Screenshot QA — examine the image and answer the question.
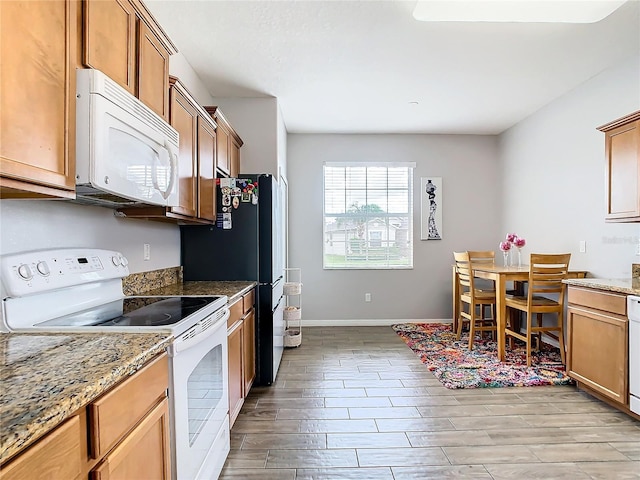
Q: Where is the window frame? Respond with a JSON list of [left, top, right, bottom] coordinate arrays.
[[322, 162, 415, 270]]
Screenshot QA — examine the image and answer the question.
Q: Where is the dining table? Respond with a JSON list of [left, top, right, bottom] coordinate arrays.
[[452, 264, 587, 361]]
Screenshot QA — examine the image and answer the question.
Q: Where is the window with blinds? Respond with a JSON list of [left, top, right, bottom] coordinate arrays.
[[323, 162, 414, 269]]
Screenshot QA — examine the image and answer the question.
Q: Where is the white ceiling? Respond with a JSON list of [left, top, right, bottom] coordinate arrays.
[[145, 0, 640, 134]]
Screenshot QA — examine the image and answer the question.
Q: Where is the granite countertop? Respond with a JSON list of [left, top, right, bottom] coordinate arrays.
[[563, 278, 640, 296], [0, 332, 172, 463], [144, 280, 257, 304]]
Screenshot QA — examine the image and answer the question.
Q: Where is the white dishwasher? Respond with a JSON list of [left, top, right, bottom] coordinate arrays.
[[629, 295, 640, 415]]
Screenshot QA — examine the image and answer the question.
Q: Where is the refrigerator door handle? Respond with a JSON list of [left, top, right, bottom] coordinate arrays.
[[260, 275, 283, 287]]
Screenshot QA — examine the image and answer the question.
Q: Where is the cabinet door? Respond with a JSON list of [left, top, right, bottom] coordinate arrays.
[[137, 20, 170, 121], [568, 306, 628, 404], [197, 116, 217, 221], [228, 320, 244, 427], [216, 124, 230, 176], [169, 87, 198, 218], [230, 138, 241, 178], [0, 0, 77, 198], [90, 398, 171, 480], [89, 353, 169, 459], [83, 0, 136, 95], [0, 416, 81, 480], [604, 118, 640, 221], [243, 309, 256, 394]]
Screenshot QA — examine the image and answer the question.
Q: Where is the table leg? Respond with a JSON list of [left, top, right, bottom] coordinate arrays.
[[496, 274, 507, 361], [452, 266, 459, 333]]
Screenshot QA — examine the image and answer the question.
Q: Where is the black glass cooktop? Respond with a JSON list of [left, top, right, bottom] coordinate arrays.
[[37, 296, 221, 328]]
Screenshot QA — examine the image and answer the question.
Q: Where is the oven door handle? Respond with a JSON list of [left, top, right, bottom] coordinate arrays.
[[170, 307, 230, 356]]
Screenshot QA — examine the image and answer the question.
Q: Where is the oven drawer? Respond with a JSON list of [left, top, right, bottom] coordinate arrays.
[[88, 353, 169, 459]]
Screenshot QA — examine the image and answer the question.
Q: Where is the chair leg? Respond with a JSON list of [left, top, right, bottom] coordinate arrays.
[[468, 306, 476, 350], [557, 312, 566, 366], [526, 312, 532, 367], [536, 313, 543, 351]]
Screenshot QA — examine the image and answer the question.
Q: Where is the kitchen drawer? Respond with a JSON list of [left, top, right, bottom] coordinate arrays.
[[568, 286, 626, 316], [0, 415, 81, 480], [228, 298, 243, 329], [89, 353, 169, 459], [243, 289, 255, 315]]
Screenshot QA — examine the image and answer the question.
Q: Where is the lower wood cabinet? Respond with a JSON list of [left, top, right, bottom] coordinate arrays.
[[227, 288, 256, 427], [0, 353, 170, 480], [567, 286, 628, 405], [90, 398, 170, 480], [0, 415, 82, 480]]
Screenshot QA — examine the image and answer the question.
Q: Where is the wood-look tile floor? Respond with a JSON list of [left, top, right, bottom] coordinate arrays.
[[220, 326, 640, 479]]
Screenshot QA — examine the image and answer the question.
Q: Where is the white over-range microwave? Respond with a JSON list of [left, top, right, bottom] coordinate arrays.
[[74, 68, 179, 208]]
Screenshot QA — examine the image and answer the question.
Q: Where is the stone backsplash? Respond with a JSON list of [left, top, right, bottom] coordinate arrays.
[[122, 266, 183, 296]]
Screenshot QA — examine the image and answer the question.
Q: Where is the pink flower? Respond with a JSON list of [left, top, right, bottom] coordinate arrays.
[[505, 233, 518, 243], [499, 241, 511, 251], [513, 237, 526, 248]]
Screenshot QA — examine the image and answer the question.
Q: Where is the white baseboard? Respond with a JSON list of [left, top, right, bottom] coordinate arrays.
[[300, 319, 452, 327]]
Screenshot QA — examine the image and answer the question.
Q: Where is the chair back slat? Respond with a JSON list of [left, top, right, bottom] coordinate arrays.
[[528, 253, 571, 300], [454, 251, 476, 294], [467, 250, 495, 266]]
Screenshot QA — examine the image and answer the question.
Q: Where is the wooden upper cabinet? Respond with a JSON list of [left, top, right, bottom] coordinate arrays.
[[84, 0, 137, 95], [205, 107, 244, 178], [137, 20, 170, 120], [230, 137, 241, 178], [216, 120, 231, 176], [0, 0, 78, 199], [170, 83, 199, 218], [82, 0, 176, 121], [198, 117, 217, 221], [598, 111, 640, 222]]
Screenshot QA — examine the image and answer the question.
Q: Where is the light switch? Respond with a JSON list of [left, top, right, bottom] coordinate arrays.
[[579, 240, 586, 253]]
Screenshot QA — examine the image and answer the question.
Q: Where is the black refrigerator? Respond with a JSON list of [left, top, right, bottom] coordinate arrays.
[[180, 174, 285, 386]]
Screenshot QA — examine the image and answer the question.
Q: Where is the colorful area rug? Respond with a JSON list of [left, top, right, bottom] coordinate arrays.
[[392, 323, 573, 389]]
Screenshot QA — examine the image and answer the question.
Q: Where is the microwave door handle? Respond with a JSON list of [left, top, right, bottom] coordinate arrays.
[[153, 142, 177, 200]]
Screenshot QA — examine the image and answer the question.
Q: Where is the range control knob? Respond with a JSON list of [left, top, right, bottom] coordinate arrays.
[[111, 255, 121, 266], [36, 261, 50, 276], [17, 264, 33, 280], [120, 256, 129, 267]]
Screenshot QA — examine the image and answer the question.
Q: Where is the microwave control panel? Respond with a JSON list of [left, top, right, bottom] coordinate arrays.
[[0, 248, 129, 297]]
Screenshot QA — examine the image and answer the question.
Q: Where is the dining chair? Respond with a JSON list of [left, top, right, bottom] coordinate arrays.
[[504, 253, 571, 367], [453, 251, 497, 350], [466, 250, 497, 321]]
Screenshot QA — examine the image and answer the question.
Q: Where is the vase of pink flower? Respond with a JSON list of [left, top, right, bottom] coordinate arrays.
[[501, 233, 526, 267], [513, 236, 526, 267], [499, 240, 511, 267]]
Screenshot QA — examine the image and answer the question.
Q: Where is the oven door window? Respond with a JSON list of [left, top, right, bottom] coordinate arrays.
[[187, 345, 223, 446]]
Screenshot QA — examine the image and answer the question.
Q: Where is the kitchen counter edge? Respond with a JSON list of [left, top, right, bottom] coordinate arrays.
[[563, 278, 640, 296]]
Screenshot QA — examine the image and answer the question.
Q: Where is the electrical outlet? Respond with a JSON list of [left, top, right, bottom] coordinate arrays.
[[365, 293, 371, 302], [579, 240, 586, 253], [143, 243, 151, 261]]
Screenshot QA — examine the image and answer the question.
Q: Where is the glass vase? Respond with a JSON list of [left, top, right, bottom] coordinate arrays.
[[517, 248, 522, 268], [502, 251, 509, 267]]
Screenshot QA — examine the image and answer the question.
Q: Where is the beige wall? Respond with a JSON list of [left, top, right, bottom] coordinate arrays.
[[288, 134, 502, 323], [500, 55, 640, 278]]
